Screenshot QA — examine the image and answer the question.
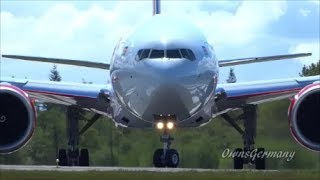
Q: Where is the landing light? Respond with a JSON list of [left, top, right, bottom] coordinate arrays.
[[156, 122, 164, 129], [167, 122, 174, 130]]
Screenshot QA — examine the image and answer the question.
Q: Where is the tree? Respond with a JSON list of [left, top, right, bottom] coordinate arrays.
[[48, 64, 63, 158], [226, 68, 237, 83], [300, 60, 320, 77], [49, 64, 62, 81], [37, 64, 62, 111]]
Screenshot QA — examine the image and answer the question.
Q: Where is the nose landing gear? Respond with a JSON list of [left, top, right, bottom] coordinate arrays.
[[153, 116, 180, 168], [153, 132, 180, 168]]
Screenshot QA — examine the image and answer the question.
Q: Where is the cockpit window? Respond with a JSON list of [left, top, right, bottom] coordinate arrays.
[[137, 49, 150, 60], [137, 49, 143, 57], [180, 49, 196, 61], [150, 49, 164, 58], [136, 48, 196, 61], [167, 49, 182, 59]]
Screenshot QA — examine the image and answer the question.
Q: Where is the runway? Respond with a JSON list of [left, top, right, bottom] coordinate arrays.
[[0, 165, 279, 172]]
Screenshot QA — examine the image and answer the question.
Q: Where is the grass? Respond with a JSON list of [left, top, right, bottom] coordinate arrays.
[[0, 170, 319, 180]]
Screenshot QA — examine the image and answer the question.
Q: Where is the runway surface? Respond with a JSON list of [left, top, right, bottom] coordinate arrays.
[[0, 165, 279, 172]]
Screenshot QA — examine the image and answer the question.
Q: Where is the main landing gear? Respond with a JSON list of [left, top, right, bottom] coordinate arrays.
[[58, 106, 100, 166], [221, 105, 266, 170], [153, 118, 180, 168]]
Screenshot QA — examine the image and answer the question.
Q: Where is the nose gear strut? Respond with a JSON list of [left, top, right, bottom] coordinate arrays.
[[153, 115, 180, 168]]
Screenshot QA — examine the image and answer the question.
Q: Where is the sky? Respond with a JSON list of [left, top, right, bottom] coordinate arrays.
[[0, 0, 319, 84]]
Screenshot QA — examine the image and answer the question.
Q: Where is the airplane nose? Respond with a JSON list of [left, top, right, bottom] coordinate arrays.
[[138, 58, 211, 120], [112, 58, 215, 122], [141, 82, 193, 120], [141, 58, 188, 77]]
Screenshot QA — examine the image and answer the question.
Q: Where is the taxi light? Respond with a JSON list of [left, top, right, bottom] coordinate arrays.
[[156, 122, 164, 129]]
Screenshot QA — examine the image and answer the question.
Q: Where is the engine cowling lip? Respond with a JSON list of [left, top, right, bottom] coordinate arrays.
[[289, 83, 320, 151], [0, 85, 36, 154]]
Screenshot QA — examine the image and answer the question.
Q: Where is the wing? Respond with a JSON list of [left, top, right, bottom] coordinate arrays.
[[1, 55, 110, 70], [218, 53, 311, 67], [215, 75, 320, 112], [0, 77, 113, 117]]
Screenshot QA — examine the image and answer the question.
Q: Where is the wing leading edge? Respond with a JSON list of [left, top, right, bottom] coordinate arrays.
[[1, 55, 110, 70], [215, 75, 320, 111], [218, 53, 311, 67], [0, 77, 113, 116]]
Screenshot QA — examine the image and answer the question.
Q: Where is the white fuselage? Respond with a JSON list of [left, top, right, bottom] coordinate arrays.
[[109, 15, 219, 128]]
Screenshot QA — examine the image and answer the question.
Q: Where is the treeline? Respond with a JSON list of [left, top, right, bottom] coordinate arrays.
[[1, 61, 319, 169]]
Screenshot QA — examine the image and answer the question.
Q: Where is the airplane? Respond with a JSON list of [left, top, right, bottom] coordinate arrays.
[[0, 0, 319, 169]]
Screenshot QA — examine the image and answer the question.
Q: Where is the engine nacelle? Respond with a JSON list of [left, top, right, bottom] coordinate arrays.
[[289, 83, 320, 151], [0, 84, 36, 154]]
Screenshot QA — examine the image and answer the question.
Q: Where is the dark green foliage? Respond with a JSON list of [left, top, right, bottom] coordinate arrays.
[[226, 68, 237, 83], [300, 60, 320, 77], [49, 64, 61, 82]]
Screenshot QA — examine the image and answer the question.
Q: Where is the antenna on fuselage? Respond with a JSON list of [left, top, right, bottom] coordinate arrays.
[[153, 0, 161, 15]]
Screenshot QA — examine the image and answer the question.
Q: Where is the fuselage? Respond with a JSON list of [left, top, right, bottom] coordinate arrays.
[[109, 15, 219, 128]]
